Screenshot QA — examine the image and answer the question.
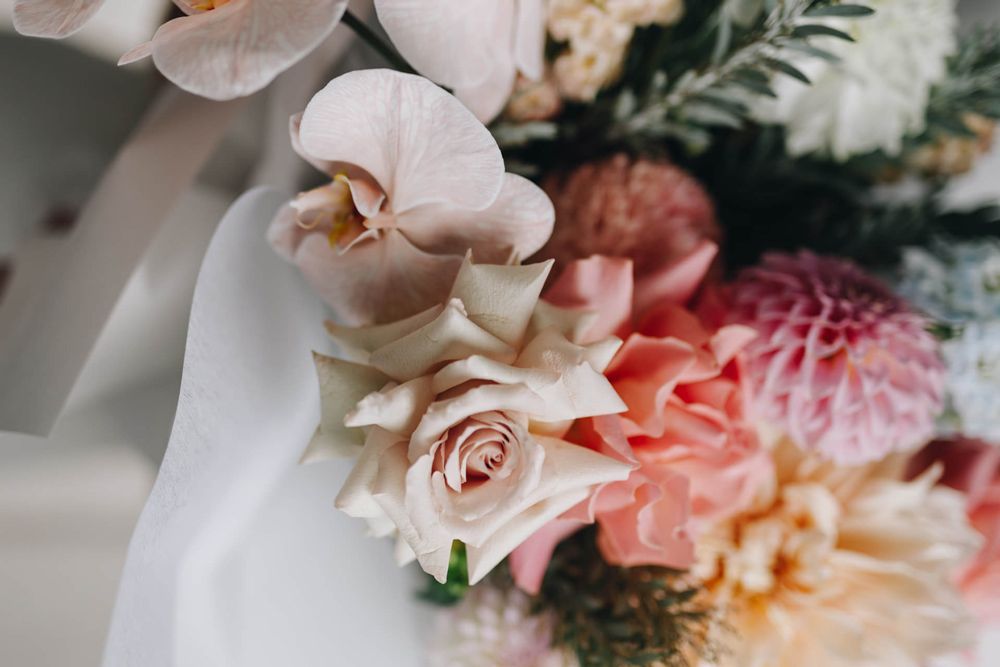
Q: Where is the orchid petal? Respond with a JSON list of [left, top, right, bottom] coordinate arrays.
[[13, 0, 105, 38], [400, 173, 555, 265], [289, 229, 462, 326], [299, 70, 504, 212], [514, 0, 546, 80], [453, 56, 519, 123], [374, 0, 502, 90], [121, 0, 348, 100]]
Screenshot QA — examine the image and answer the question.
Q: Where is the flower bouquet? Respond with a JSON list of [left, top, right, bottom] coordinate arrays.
[[14, 0, 1000, 665]]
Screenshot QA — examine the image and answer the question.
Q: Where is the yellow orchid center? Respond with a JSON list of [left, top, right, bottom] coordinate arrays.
[[191, 0, 230, 11], [292, 175, 366, 249]]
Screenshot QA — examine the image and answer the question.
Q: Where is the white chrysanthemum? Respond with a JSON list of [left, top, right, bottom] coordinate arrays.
[[428, 585, 579, 667], [757, 0, 957, 160], [694, 439, 979, 667], [895, 240, 1000, 441], [548, 0, 684, 101]]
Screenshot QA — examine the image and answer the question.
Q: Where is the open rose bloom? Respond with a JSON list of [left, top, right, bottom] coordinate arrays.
[[511, 242, 772, 593], [309, 255, 633, 583]]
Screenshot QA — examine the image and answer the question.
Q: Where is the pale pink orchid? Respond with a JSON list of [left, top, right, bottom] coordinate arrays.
[[374, 0, 547, 121], [268, 69, 554, 325], [15, 0, 349, 101]]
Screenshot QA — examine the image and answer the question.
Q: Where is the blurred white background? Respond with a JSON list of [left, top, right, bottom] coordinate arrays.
[[1, 1, 999, 665]]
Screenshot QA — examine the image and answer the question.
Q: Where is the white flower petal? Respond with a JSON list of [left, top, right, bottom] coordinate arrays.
[[13, 0, 104, 37], [344, 376, 435, 437], [448, 257, 554, 348], [298, 69, 504, 212], [400, 173, 555, 265], [124, 0, 349, 100], [302, 353, 389, 462], [369, 299, 517, 382]]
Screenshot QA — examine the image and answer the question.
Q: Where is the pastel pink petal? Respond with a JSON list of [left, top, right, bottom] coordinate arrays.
[[509, 517, 586, 594], [288, 113, 335, 173], [514, 0, 546, 80], [374, 0, 503, 90], [400, 174, 554, 266], [607, 335, 695, 395], [266, 203, 303, 262], [596, 468, 694, 569], [637, 302, 712, 347], [545, 256, 635, 342], [635, 240, 718, 314], [710, 324, 758, 367], [300, 70, 504, 213], [13, 0, 104, 37], [124, 0, 349, 100], [291, 229, 462, 325]]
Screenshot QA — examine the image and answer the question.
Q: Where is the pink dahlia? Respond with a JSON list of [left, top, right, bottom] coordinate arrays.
[[732, 251, 945, 465], [535, 154, 720, 280], [910, 438, 1000, 625]]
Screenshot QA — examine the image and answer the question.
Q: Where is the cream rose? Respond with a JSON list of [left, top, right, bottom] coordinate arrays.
[[305, 257, 633, 583]]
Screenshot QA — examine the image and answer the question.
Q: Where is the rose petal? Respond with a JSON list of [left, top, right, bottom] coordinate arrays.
[[635, 240, 718, 314], [528, 301, 598, 345], [299, 70, 504, 213], [408, 383, 544, 460], [399, 174, 555, 265], [344, 376, 434, 437], [122, 0, 349, 100], [447, 257, 553, 347], [369, 299, 517, 382], [13, 0, 104, 38], [545, 256, 635, 342], [335, 427, 407, 521], [325, 305, 443, 362], [509, 517, 587, 594], [302, 353, 389, 462]]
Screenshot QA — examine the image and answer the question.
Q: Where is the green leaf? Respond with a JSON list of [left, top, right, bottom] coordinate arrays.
[[762, 57, 812, 83], [791, 24, 856, 42], [804, 4, 876, 18], [781, 39, 842, 62]]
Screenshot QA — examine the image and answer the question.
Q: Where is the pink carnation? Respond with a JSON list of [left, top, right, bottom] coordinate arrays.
[[510, 242, 771, 593], [731, 251, 945, 465], [536, 154, 720, 279], [910, 438, 1000, 624]]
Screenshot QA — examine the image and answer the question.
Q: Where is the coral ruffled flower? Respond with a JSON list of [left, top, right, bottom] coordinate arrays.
[[910, 438, 1000, 625], [268, 69, 554, 325], [511, 243, 770, 593], [696, 439, 980, 667], [731, 251, 945, 466], [374, 0, 546, 122], [536, 154, 719, 283], [310, 255, 632, 584], [15, 0, 350, 100]]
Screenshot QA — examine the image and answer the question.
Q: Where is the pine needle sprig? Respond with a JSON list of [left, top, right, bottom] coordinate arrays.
[[608, 0, 873, 152], [536, 528, 717, 667]]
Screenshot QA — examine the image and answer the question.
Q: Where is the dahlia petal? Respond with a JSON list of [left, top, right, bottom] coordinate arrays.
[[299, 70, 504, 212]]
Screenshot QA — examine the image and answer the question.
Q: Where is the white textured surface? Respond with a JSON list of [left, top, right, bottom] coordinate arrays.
[[102, 189, 425, 667]]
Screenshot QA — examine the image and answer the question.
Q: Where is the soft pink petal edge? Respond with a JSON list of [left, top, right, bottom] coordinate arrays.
[[13, 0, 105, 37]]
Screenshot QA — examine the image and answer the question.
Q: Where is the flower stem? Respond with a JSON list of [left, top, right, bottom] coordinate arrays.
[[341, 10, 417, 75]]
